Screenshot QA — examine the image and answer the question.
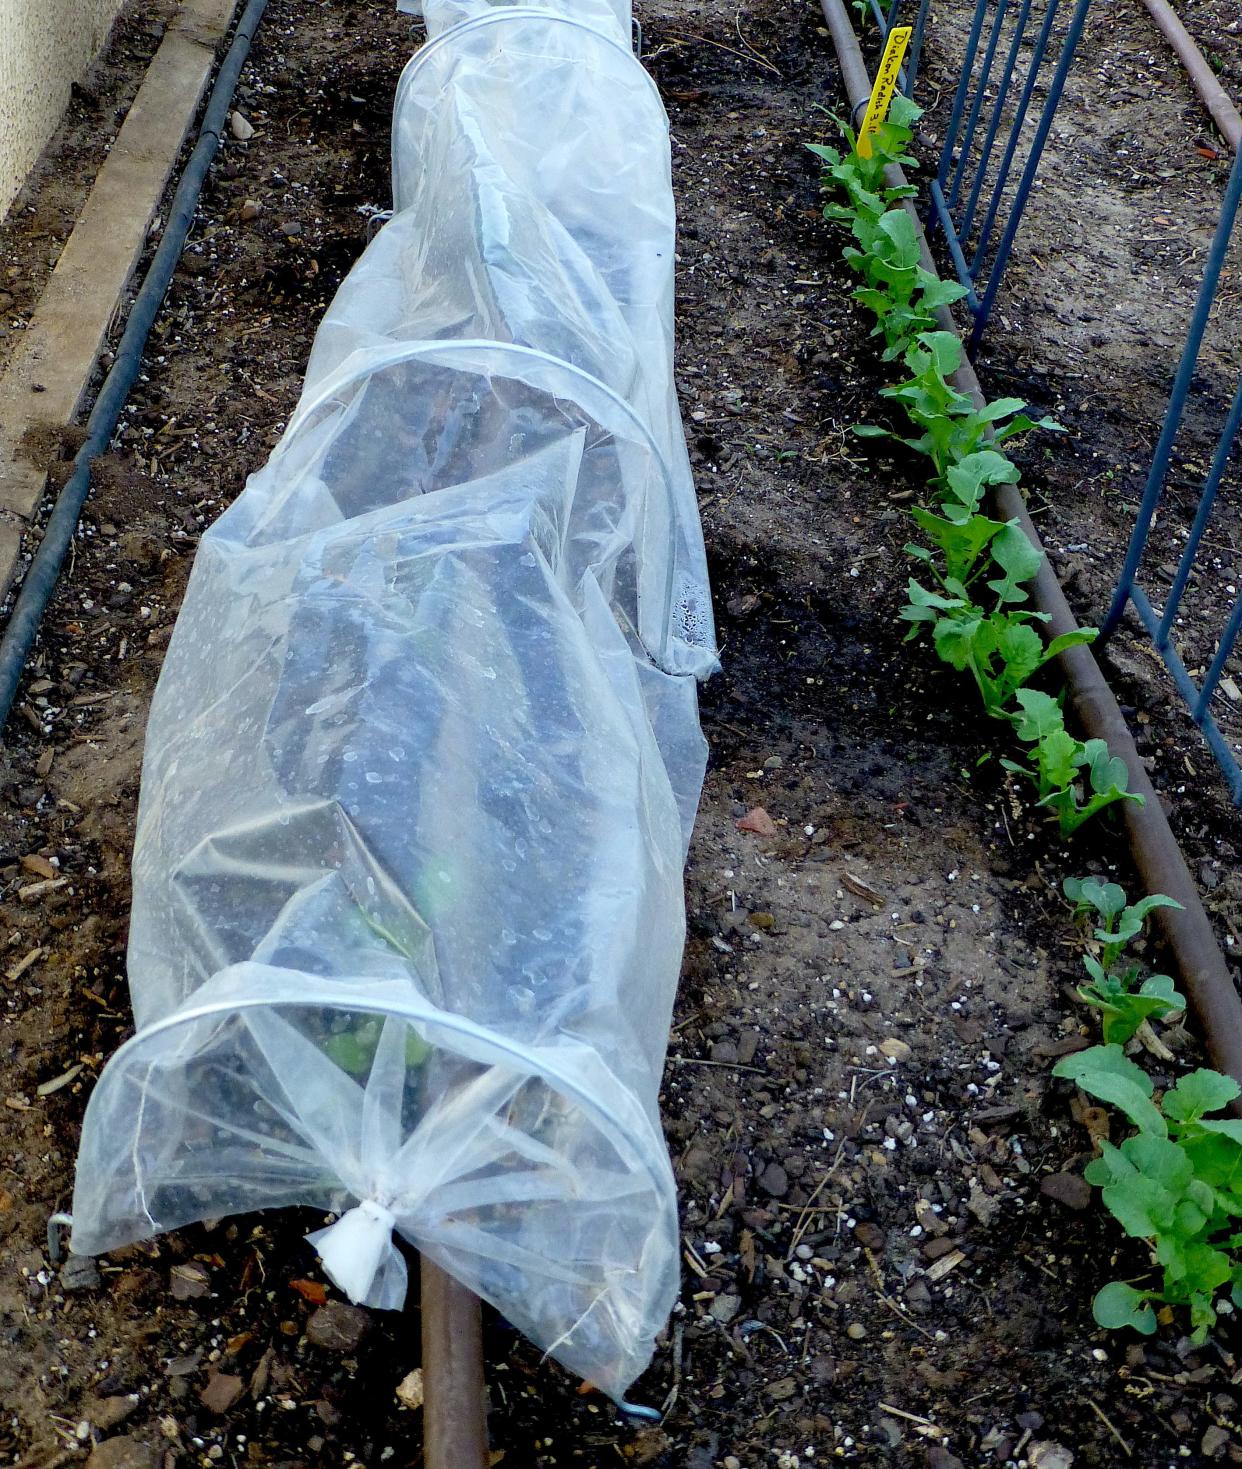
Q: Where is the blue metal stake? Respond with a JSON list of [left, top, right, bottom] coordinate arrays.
[[864, 0, 924, 104], [947, 0, 1012, 213], [969, 0, 1064, 277], [969, 0, 1093, 347], [1102, 140, 1242, 638], [959, 0, 1036, 248], [928, 180, 984, 310], [933, 0, 991, 204], [1129, 588, 1242, 804], [1156, 374, 1242, 648], [902, 0, 931, 96], [1197, 588, 1242, 745]]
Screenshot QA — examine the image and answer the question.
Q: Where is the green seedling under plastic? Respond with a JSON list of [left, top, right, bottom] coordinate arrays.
[[323, 1017, 433, 1078], [1060, 875, 1185, 1044], [1054, 1045, 1242, 1343]]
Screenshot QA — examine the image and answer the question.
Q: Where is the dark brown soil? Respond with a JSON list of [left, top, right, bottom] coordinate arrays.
[[0, 1, 1239, 1467]]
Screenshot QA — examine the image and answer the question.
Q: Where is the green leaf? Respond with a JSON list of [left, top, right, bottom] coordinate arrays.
[[853, 287, 891, 314], [1013, 688, 1065, 742], [1083, 954, 1109, 985], [877, 208, 922, 268], [942, 452, 1021, 516], [1052, 1040, 1158, 1098], [910, 507, 1008, 583], [1037, 729, 1083, 794], [1138, 974, 1185, 1012], [1180, 1242, 1233, 1293], [986, 523, 1042, 605], [976, 396, 1029, 423], [992, 619, 1045, 689], [852, 423, 893, 439], [1084, 1159, 1113, 1189], [1165, 1070, 1241, 1122], [919, 277, 969, 310], [904, 578, 967, 613], [1193, 1119, 1242, 1145], [1127, 894, 1184, 926], [1174, 1197, 1209, 1237], [1093, 1281, 1157, 1335], [1044, 627, 1099, 660], [913, 330, 964, 379], [1121, 1133, 1194, 1193], [1103, 1174, 1176, 1238], [1182, 1133, 1242, 1194], [888, 94, 922, 128], [1053, 1044, 1166, 1136], [991, 413, 1041, 444], [1081, 981, 1184, 1045], [1085, 740, 1133, 796], [932, 610, 984, 672], [1077, 878, 1127, 921]]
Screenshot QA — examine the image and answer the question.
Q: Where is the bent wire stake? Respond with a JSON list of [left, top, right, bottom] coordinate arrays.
[[70, 0, 715, 1413]]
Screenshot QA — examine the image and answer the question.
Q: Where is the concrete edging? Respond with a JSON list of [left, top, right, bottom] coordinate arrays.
[[0, 0, 243, 597]]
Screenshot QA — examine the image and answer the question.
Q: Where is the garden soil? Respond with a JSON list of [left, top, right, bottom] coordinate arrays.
[[0, 1, 1239, 1467]]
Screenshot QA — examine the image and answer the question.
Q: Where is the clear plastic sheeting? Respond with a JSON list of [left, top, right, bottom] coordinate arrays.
[[69, 0, 714, 1404]]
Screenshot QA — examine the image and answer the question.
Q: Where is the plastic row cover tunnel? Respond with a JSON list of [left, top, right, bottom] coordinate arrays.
[[69, 0, 715, 1403]]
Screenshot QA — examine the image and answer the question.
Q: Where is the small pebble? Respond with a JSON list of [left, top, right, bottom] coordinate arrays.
[[61, 1253, 102, 1293], [306, 1301, 369, 1353]]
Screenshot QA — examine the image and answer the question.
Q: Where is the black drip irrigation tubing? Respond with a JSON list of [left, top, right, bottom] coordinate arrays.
[[818, 0, 1242, 1094], [0, 0, 270, 736]]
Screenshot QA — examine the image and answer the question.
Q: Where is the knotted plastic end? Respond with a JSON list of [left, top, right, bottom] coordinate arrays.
[[307, 1199, 407, 1309]]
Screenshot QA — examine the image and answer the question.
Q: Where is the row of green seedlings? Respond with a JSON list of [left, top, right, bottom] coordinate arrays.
[[1056, 877, 1242, 1345], [812, 97, 1242, 1344], [810, 97, 1142, 834]]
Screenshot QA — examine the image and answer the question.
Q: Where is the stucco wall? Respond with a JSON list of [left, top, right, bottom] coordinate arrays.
[[0, 0, 126, 220]]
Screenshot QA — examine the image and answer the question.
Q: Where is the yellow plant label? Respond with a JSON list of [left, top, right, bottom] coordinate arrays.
[[856, 26, 913, 159]]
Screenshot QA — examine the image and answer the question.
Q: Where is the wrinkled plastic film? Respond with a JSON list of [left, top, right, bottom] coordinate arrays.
[[70, 0, 714, 1400]]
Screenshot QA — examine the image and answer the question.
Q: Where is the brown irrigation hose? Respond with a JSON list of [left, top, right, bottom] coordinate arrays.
[[819, 0, 1242, 1088], [421, 1256, 489, 1469], [1139, 0, 1241, 153]]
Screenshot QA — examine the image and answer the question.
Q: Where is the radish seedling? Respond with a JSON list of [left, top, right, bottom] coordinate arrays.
[[861, 331, 1063, 481], [1061, 876, 1186, 1043], [1003, 689, 1144, 834], [1054, 1046, 1242, 1343]]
